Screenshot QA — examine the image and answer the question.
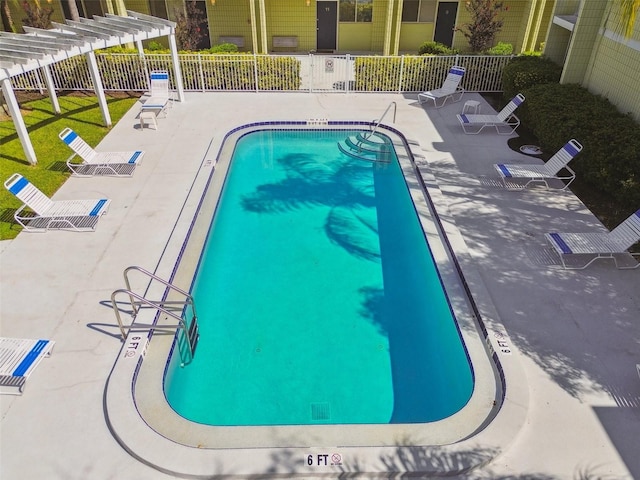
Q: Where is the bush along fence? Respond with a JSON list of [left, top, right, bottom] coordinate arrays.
[[10, 53, 513, 94]]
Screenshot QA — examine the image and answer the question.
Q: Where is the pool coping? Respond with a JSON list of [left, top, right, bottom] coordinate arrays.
[[103, 121, 529, 478]]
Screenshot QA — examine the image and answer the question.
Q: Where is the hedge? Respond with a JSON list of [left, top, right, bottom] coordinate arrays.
[[502, 55, 561, 100], [519, 83, 640, 209]]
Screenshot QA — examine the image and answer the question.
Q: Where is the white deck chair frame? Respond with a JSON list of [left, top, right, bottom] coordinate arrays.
[[59, 128, 144, 177], [140, 70, 172, 118], [457, 93, 525, 134], [545, 209, 640, 269], [4, 173, 111, 232], [0, 338, 54, 395], [494, 139, 583, 190], [418, 66, 465, 108]]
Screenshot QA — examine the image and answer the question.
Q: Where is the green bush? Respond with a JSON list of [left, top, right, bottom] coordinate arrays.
[[485, 42, 513, 55], [208, 43, 239, 54], [520, 83, 640, 209], [418, 41, 458, 55], [502, 55, 561, 100]]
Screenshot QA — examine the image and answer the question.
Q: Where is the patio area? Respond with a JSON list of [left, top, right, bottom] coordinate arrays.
[[1, 92, 638, 479]]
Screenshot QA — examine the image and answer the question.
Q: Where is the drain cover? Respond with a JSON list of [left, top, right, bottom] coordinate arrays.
[[311, 402, 331, 421], [520, 144, 542, 155]]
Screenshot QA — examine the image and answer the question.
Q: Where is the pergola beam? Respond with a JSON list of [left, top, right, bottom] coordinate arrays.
[[0, 12, 178, 165]]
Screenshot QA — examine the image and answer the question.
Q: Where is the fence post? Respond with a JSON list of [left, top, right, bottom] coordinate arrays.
[[345, 54, 351, 94], [398, 55, 405, 93], [198, 53, 205, 92], [254, 54, 259, 93]]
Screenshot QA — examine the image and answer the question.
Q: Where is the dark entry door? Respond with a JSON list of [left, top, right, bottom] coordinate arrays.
[[434, 2, 458, 47], [317, 1, 337, 52]]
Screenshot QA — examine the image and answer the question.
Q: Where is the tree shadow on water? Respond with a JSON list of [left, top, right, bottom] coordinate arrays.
[[240, 153, 380, 261]]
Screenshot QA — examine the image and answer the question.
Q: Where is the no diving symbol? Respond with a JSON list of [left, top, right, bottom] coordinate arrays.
[[325, 58, 334, 72], [331, 453, 342, 465]]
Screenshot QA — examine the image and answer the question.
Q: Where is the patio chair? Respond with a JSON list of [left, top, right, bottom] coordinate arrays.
[[0, 337, 54, 395], [59, 128, 144, 177], [545, 209, 640, 269], [418, 66, 465, 108], [457, 93, 525, 134], [494, 139, 583, 190], [141, 70, 172, 117], [4, 173, 111, 232]]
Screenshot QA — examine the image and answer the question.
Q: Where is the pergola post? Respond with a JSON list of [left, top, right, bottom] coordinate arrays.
[[42, 65, 60, 115], [85, 51, 112, 127], [168, 33, 185, 102], [1, 78, 37, 165]]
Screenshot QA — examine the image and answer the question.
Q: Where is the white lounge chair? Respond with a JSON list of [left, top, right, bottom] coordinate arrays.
[[494, 139, 583, 190], [457, 93, 525, 134], [59, 127, 144, 177], [4, 173, 111, 232], [418, 66, 465, 108], [141, 70, 172, 117], [0, 337, 55, 395], [545, 209, 640, 269]]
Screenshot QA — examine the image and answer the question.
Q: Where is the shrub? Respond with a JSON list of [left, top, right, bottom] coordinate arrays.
[[208, 43, 239, 54], [520, 83, 640, 209], [418, 41, 458, 55], [485, 42, 513, 55], [502, 55, 561, 99]]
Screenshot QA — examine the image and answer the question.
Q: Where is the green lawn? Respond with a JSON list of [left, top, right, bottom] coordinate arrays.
[[0, 92, 139, 240]]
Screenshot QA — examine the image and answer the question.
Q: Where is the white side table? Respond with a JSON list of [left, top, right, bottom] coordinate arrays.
[[462, 100, 481, 114], [139, 110, 158, 130]]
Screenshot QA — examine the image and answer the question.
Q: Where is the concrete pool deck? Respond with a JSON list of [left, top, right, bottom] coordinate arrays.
[[1, 92, 638, 479]]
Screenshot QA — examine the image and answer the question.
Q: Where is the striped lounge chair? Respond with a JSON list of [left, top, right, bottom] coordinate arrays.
[[418, 65, 465, 108], [0, 338, 55, 395], [4, 173, 111, 232], [59, 127, 144, 177], [457, 93, 525, 134], [494, 139, 583, 190], [545, 209, 640, 269]]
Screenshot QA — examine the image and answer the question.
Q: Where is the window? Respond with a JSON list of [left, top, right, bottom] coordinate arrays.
[[402, 0, 436, 23], [339, 0, 373, 23]]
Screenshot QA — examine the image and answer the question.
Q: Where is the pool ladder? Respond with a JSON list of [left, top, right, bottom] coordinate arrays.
[[337, 101, 396, 163], [110, 266, 199, 366]]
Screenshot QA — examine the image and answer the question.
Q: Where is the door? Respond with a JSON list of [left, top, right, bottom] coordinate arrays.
[[317, 1, 337, 52], [434, 2, 458, 47]]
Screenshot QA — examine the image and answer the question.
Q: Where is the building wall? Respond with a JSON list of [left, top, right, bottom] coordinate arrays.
[[581, 2, 640, 121]]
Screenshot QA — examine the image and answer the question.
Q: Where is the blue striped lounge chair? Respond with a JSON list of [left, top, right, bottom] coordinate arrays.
[[0, 338, 55, 395], [4, 173, 111, 232], [59, 128, 144, 177], [418, 65, 465, 108], [494, 139, 583, 190], [141, 70, 172, 117], [457, 93, 525, 134], [545, 209, 640, 269]]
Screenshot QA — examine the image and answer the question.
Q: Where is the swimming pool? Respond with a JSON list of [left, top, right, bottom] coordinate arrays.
[[106, 120, 507, 477], [165, 129, 473, 426]]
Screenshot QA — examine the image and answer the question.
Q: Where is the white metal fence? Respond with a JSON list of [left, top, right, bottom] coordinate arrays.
[[11, 53, 514, 94]]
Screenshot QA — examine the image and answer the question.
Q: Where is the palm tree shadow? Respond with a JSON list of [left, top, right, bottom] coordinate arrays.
[[241, 152, 380, 261]]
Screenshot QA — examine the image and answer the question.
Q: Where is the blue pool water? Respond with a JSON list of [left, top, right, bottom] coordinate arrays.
[[165, 129, 473, 426]]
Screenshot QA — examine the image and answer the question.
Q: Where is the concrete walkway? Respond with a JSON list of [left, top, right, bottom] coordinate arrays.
[[1, 92, 638, 479]]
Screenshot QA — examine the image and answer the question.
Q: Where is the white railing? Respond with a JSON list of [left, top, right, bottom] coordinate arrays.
[[11, 53, 513, 94]]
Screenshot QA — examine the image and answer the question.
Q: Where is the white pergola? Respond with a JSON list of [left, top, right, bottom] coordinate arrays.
[[0, 11, 184, 165]]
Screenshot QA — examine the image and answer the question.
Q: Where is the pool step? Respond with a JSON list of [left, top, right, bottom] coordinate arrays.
[[337, 133, 392, 163]]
